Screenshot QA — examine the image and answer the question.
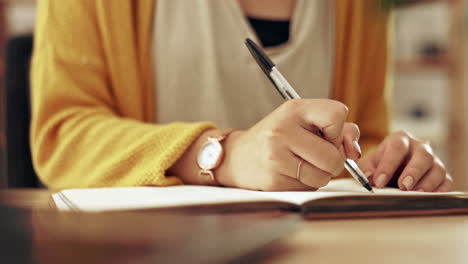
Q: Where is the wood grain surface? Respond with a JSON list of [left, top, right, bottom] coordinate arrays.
[[2, 189, 468, 264]]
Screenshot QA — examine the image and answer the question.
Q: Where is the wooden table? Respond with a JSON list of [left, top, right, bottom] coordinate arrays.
[[1, 189, 468, 264]]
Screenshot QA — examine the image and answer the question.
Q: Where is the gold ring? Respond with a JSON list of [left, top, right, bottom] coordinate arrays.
[[296, 159, 304, 181]]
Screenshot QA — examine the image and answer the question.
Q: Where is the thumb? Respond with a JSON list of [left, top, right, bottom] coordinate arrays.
[[342, 123, 361, 160]]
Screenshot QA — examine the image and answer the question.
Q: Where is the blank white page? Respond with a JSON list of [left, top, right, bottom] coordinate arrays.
[[54, 185, 272, 211], [53, 179, 461, 212]]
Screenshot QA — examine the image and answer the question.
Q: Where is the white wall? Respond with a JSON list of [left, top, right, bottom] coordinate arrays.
[[6, 2, 36, 35]]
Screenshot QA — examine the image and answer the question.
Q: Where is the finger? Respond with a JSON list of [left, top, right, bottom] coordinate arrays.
[[412, 161, 447, 192], [434, 175, 453, 192], [280, 154, 333, 189], [342, 123, 361, 160], [357, 155, 378, 185], [397, 144, 434, 191], [262, 146, 324, 191], [373, 136, 410, 188], [358, 143, 386, 185], [338, 144, 346, 160], [284, 125, 344, 176], [264, 174, 316, 191], [285, 99, 349, 147]]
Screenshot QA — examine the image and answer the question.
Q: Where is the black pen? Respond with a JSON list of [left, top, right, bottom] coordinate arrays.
[[245, 38, 374, 193]]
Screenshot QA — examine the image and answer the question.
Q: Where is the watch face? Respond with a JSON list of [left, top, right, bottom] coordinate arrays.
[[197, 141, 223, 170]]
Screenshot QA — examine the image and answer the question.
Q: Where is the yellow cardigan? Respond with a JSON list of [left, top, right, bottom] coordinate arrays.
[[31, 0, 390, 188]]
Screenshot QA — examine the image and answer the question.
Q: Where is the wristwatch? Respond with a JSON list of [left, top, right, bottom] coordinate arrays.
[[196, 130, 234, 183]]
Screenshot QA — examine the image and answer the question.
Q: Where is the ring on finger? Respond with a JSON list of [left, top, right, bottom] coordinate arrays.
[[296, 158, 305, 182]]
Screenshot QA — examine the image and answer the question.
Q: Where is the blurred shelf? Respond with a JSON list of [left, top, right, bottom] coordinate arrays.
[[396, 0, 456, 9], [394, 59, 451, 73]]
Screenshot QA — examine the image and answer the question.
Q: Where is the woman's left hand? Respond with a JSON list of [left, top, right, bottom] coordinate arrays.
[[357, 131, 453, 192]]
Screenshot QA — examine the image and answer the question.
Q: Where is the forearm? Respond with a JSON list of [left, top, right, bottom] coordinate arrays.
[[31, 106, 215, 188]]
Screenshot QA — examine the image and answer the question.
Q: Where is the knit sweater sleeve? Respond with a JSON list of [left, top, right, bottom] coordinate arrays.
[[30, 0, 214, 188]]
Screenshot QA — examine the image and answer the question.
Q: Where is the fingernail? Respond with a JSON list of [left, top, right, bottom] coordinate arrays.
[[402, 176, 414, 191], [375, 173, 386, 188], [353, 140, 362, 157], [416, 188, 424, 192]]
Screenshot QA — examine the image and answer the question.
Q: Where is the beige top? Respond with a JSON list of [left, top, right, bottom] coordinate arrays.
[[153, 0, 334, 129]]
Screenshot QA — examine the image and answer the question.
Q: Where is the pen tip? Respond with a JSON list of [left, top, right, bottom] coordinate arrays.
[[364, 183, 374, 193]]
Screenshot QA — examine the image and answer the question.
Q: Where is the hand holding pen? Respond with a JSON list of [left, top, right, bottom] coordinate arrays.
[[213, 40, 363, 191], [243, 38, 373, 192], [216, 94, 362, 191]]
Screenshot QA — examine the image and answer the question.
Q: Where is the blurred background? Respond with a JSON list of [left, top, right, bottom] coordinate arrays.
[[0, 0, 467, 190]]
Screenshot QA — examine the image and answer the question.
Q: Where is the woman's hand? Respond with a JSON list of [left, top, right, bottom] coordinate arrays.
[[217, 99, 361, 191], [357, 131, 453, 192]]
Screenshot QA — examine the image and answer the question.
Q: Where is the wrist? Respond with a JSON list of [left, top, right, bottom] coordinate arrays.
[[196, 128, 237, 185], [215, 130, 244, 187], [168, 128, 240, 186]]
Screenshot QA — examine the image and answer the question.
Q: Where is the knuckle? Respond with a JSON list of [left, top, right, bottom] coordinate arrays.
[[434, 158, 446, 170], [265, 127, 283, 142], [332, 101, 349, 115], [433, 162, 446, 174], [418, 148, 435, 163], [328, 102, 349, 123], [282, 99, 302, 113], [350, 123, 360, 134], [389, 138, 409, 155], [421, 139, 431, 146], [263, 144, 282, 165], [421, 143, 434, 155], [344, 123, 360, 139], [353, 125, 361, 140], [395, 130, 411, 138]]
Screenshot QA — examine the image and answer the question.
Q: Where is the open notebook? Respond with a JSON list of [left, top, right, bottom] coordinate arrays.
[[52, 179, 468, 219]]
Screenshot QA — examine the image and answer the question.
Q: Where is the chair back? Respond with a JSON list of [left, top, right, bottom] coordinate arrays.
[[4, 35, 38, 188]]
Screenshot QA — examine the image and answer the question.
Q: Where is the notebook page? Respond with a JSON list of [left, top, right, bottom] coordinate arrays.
[[55, 185, 273, 211], [54, 179, 463, 211], [254, 179, 463, 205]]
